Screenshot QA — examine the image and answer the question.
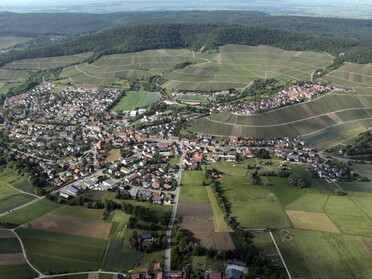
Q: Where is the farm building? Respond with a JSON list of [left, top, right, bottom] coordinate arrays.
[[226, 260, 248, 279]]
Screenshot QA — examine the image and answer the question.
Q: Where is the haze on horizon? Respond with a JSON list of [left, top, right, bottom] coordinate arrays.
[[1, 0, 371, 18]]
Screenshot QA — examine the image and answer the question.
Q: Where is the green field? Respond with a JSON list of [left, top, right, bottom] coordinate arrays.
[[0, 237, 23, 254], [0, 199, 60, 226], [320, 63, 372, 87], [0, 37, 31, 50], [17, 228, 106, 274], [102, 238, 143, 271], [351, 164, 372, 179], [177, 94, 209, 103], [48, 206, 105, 221], [0, 169, 37, 214], [210, 163, 291, 229], [179, 171, 209, 203], [111, 91, 161, 111], [192, 92, 372, 138], [4, 53, 93, 70], [0, 265, 38, 279], [12, 179, 35, 195]]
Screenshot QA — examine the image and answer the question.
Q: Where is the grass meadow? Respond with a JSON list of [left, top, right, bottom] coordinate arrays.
[[179, 171, 209, 203]]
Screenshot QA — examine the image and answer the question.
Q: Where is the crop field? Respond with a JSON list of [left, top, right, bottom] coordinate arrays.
[[320, 63, 372, 87], [274, 229, 372, 279], [0, 37, 31, 50], [29, 215, 112, 240], [338, 181, 372, 193], [351, 163, 372, 179], [111, 91, 161, 111], [286, 210, 340, 233], [102, 237, 143, 271], [0, 68, 28, 81], [324, 196, 372, 238], [163, 45, 332, 91], [302, 120, 369, 150], [17, 228, 106, 274], [12, 180, 35, 195], [48, 205, 105, 221], [4, 52, 93, 70], [0, 265, 38, 279], [192, 93, 372, 138], [285, 194, 328, 212], [0, 199, 60, 226]]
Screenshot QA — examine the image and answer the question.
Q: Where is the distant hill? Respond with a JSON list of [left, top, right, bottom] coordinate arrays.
[[1, 11, 372, 41], [1, 23, 372, 67]]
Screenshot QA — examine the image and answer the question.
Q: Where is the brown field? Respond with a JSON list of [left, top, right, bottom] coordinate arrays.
[[29, 215, 112, 240], [177, 202, 213, 217], [0, 230, 16, 238], [0, 253, 26, 265], [178, 202, 235, 250], [286, 210, 341, 234], [358, 237, 372, 260], [106, 149, 121, 163]]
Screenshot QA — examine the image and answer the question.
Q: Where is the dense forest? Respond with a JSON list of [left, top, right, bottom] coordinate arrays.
[[1, 23, 372, 67], [1, 11, 372, 41]]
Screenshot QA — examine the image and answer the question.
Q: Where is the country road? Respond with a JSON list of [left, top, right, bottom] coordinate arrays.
[[164, 151, 184, 279]]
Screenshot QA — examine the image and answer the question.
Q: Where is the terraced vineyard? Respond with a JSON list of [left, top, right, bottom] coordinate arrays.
[[192, 92, 372, 138], [163, 45, 333, 91], [60, 45, 333, 89], [4, 52, 93, 70], [320, 63, 372, 88]]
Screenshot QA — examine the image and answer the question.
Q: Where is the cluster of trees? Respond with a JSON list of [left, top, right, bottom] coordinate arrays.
[[129, 230, 166, 253], [346, 130, 372, 161], [288, 173, 307, 188], [2, 23, 372, 67]]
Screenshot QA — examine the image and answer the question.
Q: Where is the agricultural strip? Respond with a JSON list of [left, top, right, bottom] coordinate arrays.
[[0, 199, 60, 226], [0, 265, 38, 279], [274, 229, 372, 279], [29, 215, 112, 240], [102, 238, 143, 271], [286, 210, 340, 234]]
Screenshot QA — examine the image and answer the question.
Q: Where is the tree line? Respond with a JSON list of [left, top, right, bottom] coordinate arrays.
[[1, 23, 372, 67]]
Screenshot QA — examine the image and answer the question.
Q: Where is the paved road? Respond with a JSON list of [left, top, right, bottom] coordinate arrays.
[[164, 152, 184, 279]]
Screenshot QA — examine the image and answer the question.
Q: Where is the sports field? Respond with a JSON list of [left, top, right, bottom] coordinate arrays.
[[111, 91, 160, 111], [320, 63, 372, 87], [192, 92, 372, 138], [17, 228, 107, 274]]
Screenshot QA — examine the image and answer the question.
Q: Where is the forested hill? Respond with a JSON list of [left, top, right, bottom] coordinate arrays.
[[1, 23, 372, 66], [1, 11, 372, 41]]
